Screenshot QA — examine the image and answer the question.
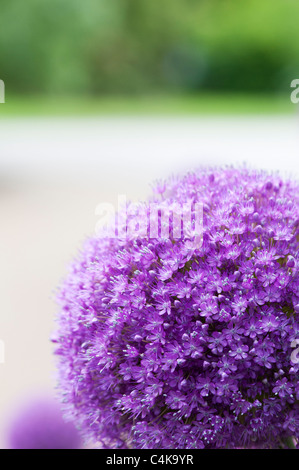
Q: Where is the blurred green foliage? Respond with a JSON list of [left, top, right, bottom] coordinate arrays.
[[0, 0, 298, 95], [1, 93, 292, 116]]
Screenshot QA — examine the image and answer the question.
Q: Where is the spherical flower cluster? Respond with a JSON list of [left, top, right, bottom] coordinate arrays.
[[53, 167, 299, 449]]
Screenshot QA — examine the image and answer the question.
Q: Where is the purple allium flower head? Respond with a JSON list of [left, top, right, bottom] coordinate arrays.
[[53, 167, 299, 449], [6, 395, 82, 449]]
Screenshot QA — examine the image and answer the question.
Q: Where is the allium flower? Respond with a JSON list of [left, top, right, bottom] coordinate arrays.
[[53, 167, 299, 449], [6, 395, 82, 449]]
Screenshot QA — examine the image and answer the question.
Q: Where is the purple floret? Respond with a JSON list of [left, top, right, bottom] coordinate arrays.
[[53, 166, 299, 449]]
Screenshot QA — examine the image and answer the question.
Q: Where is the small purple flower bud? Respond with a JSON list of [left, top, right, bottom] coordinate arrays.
[[177, 358, 186, 366], [134, 335, 143, 342], [268, 229, 275, 238], [254, 225, 263, 235], [193, 351, 201, 359], [286, 256, 295, 268]]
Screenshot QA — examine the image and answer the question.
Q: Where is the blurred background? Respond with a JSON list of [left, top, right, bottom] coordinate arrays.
[[0, 0, 299, 448]]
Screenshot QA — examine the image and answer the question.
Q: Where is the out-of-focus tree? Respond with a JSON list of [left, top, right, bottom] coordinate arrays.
[[0, 0, 298, 94]]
